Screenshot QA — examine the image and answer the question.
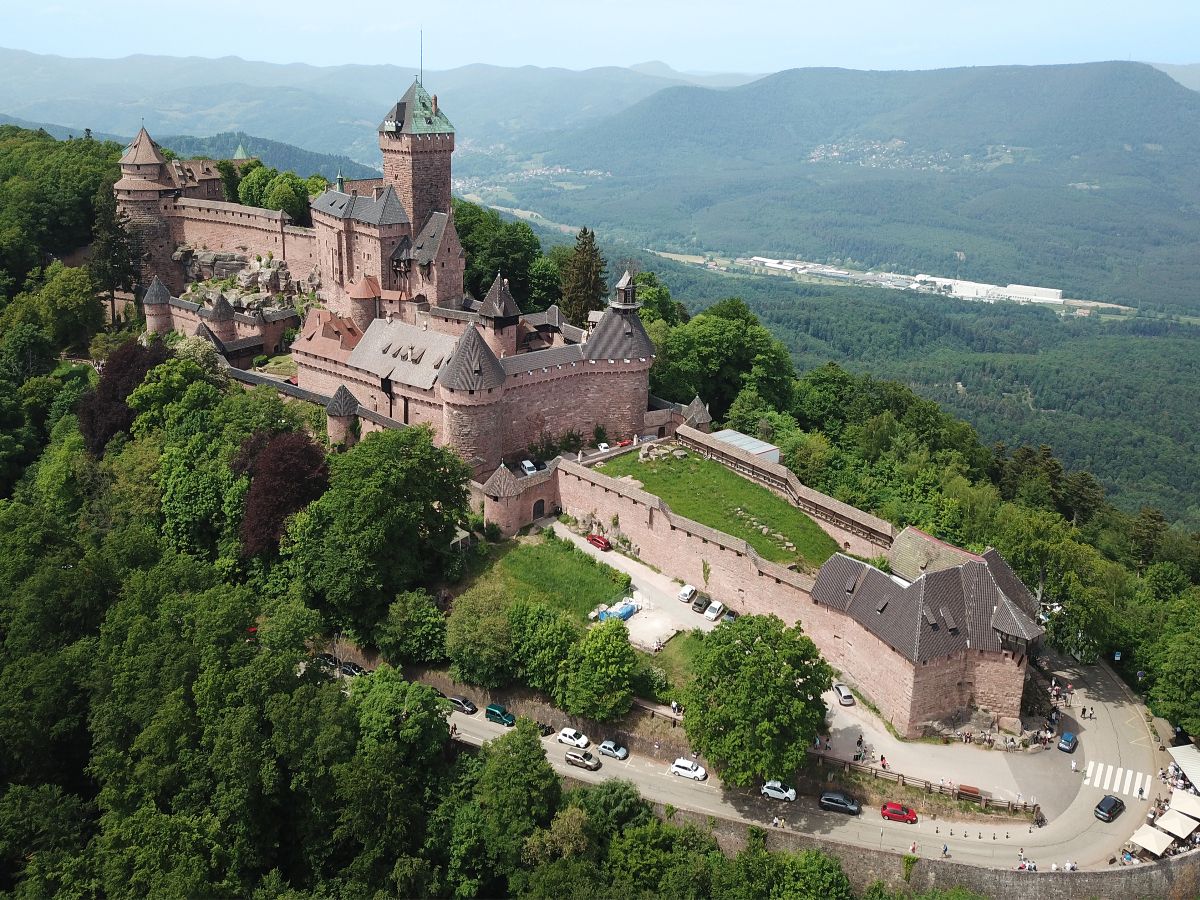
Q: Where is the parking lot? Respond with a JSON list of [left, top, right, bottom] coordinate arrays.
[[550, 522, 720, 650]]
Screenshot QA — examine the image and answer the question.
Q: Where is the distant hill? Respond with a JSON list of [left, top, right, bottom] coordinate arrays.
[[156, 132, 376, 180], [0, 113, 124, 142], [481, 62, 1200, 314], [1154, 63, 1200, 92], [0, 47, 752, 162]]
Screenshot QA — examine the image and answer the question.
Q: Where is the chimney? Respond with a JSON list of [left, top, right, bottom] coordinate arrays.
[[386, 311, 394, 323], [432, 94, 438, 116], [351, 189, 358, 197], [373, 185, 383, 200]]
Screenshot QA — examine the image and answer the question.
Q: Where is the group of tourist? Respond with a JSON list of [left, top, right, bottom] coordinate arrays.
[[1159, 762, 1195, 794]]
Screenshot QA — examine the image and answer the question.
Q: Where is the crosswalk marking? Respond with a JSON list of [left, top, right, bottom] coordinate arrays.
[[1103, 766, 1114, 790], [1134, 773, 1145, 797], [1085, 761, 1095, 784], [1081, 761, 1153, 797], [1123, 769, 1134, 795]]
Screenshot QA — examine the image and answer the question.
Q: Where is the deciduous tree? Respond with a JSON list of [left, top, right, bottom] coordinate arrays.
[[560, 618, 637, 720]]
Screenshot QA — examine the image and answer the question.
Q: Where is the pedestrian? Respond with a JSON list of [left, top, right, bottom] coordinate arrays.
[[1138, 787, 1145, 800], [939, 777, 945, 788], [910, 841, 917, 855], [825, 738, 831, 752], [1019, 848, 1025, 862], [772, 816, 779, 828], [1071, 759, 1077, 773], [857, 734, 864, 748], [942, 843, 949, 858], [880, 755, 888, 770], [671, 699, 678, 714]]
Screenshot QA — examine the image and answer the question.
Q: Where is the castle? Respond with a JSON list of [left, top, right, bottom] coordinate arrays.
[[120, 82, 668, 476]]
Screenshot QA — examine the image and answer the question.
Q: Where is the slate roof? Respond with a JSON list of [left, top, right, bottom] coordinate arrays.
[[311, 185, 410, 227], [121, 127, 167, 165], [438, 326, 506, 391], [210, 294, 235, 320], [684, 395, 712, 426], [478, 272, 521, 319], [481, 464, 522, 498], [811, 552, 1043, 663], [261, 306, 301, 323], [888, 526, 982, 582], [142, 275, 171, 306], [378, 81, 455, 135], [413, 211, 449, 265], [981, 548, 1039, 622], [347, 318, 459, 390], [584, 307, 656, 360], [522, 304, 587, 344], [325, 385, 360, 417]]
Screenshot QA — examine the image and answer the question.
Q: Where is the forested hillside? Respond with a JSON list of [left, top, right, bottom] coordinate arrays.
[[157, 131, 376, 179], [473, 62, 1200, 314], [618, 254, 1200, 527]]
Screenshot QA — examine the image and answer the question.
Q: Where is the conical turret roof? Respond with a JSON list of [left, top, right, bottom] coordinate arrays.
[[478, 271, 520, 319], [481, 463, 522, 498], [210, 294, 235, 320], [438, 326, 506, 391], [120, 126, 167, 166], [142, 275, 171, 306], [378, 80, 455, 135], [325, 385, 360, 417], [232, 143, 249, 160]]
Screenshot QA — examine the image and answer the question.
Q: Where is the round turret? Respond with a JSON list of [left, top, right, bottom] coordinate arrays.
[[347, 276, 381, 333]]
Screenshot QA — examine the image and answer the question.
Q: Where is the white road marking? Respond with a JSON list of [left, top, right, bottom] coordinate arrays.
[[1133, 772, 1145, 798], [1084, 760, 1095, 785], [1114, 767, 1125, 792], [1122, 769, 1134, 795], [1102, 765, 1113, 790]]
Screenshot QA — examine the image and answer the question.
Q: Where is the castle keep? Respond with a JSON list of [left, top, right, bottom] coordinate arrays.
[[119, 81, 660, 476]]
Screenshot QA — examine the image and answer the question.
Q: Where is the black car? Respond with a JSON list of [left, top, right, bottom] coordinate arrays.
[[535, 721, 555, 737], [1095, 795, 1125, 822], [819, 790, 861, 815], [448, 696, 478, 715], [339, 661, 366, 677], [691, 595, 712, 614], [315, 652, 339, 670]]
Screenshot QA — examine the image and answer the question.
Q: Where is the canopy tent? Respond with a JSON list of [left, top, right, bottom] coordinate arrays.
[[1170, 788, 1200, 820], [1167, 745, 1200, 788], [1129, 824, 1174, 857], [1156, 808, 1199, 839]]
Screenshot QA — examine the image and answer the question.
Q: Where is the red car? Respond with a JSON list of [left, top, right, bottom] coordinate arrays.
[[586, 534, 612, 551], [881, 802, 918, 824], [617, 438, 633, 447]]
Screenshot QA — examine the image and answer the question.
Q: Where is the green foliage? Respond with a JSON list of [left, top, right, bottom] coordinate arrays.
[[451, 198, 543, 306], [87, 184, 137, 318], [508, 600, 580, 696], [261, 170, 312, 225], [1, 262, 103, 352], [284, 427, 470, 634], [560, 227, 607, 326], [376, 589, 447, 664], [560, 619, 639, 720], [445, 581, 513, 687], [682, 615, 833, 787]]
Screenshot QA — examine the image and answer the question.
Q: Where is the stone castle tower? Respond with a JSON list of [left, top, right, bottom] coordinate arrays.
[[378, 81, 455, 240], [113, 128, 178, 291]]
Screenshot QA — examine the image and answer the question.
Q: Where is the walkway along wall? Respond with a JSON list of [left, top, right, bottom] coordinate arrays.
[[674, 424, 895, 557], [555, 458, 933, 736]]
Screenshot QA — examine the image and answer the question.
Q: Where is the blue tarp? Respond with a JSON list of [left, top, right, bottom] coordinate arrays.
[[598, 602, 636, 622]]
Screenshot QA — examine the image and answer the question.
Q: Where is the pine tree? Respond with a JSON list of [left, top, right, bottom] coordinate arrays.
[[87, 187, 138, 325], [559, 227, 607, 326]]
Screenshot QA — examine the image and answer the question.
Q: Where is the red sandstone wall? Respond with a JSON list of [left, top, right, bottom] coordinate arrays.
[[171, 203, 286, 259], [483, 475, 561, 535], [970, 649, 1027, 720], [380, 133, 453, 238], [282, 227, 317, 279]]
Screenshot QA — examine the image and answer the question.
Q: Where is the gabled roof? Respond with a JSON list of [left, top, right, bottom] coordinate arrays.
[[481, 464, 522, 498], [981, 548, 1039, 622], [325, 385, 359, 417], [615, 270, 633, 290], [348, 275, 381, 300], [413, 210, 449, 265], [478, 272, 521, 319], [584, 307, 656, 360], [888, 526, 982, 583], [142, 275, 171, 306], [121, 126, 167, 165], [378, 81, 455, 135], [438, 326, 506, 391], [310, 185, 409, 227], [684, 396, 712, 426], [811, 552, 1043, 664], [346, 317, 459, 390]]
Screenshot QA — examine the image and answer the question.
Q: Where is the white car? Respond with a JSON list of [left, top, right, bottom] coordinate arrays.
[[520, 459, 537, 476], [557, 728, 589, 748], [703, 600, 726, 621], [670, 758, 707, 781], [678, 584, 698, 603], [761, 780, 797, 801], [597, 442, 610, 452]]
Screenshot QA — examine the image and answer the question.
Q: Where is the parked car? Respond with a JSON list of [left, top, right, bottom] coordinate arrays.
[[833, 683, 855, 706], [880, 802, 918, 824], [691, 595, 712, 614], [617, 438, 633, 447], [557, 728, 590, 748], [678, 584, 698, 603], [339, 661, 366, 677], [819, 790, 861, 815], [520, 459, 537, 476], [535, 721, 555, 737], [599, 739, 629, 760], [586, 533, 612, 551], [722, 609, 739, 623], [565, 750, 602, 771], [671, 758, 707, 781], [760, 780, 796, 802], [316, 652, 339, 668], [597, 442, 610, 452], [1058, 731, 1078, 753], [485, 703, 515, 727], [704, 601, 726, 621], [1095, 795, 1125, 822], [447, 696, 477, 715]]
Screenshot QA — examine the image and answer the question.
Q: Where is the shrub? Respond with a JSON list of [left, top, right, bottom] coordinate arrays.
[[253, 354, 269, 368], [483, 521, 503, 543], [592, 424, 608, 447]]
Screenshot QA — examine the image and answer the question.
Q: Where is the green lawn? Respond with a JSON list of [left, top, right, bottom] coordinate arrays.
[[458, 532, 631, 622], [261, 354, 297, 377], [638, 630, 706, 694], [599, 451, 838, 568]]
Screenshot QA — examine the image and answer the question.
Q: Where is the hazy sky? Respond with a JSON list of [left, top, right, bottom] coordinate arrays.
[[3, 0, 1196, 73]]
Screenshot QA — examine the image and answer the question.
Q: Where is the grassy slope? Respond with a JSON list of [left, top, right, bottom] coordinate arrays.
[[461, 536, 631, 623], [598, 452, 838, 568]]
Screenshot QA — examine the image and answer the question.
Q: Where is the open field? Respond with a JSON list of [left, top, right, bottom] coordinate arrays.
[[598, 451, 838, 568], [638, 629, 706, 694]]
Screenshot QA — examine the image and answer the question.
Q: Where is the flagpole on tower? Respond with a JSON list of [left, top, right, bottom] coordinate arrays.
[[419, 29, 423, 85]]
